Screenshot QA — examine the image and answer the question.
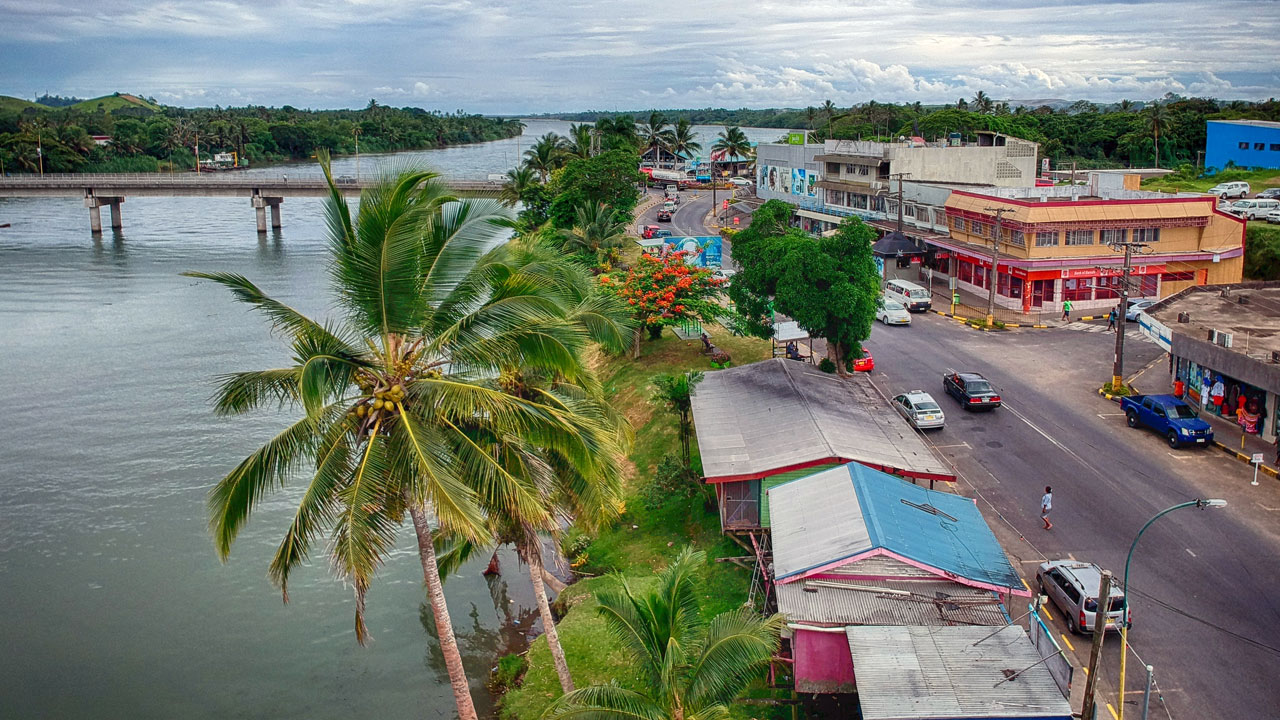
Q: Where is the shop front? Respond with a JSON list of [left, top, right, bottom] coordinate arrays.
[[1175, 357, 1275, 443]]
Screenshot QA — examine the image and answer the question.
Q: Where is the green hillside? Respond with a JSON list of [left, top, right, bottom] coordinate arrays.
[[68, 93, 160, 113], [0, 96, 48, 113]]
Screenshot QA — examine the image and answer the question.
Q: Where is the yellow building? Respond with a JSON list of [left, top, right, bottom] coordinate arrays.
[[930, 182, 1245, 315]]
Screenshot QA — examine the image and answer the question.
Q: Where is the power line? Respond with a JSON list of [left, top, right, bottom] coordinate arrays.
[[1129, 587, 1280, 657]]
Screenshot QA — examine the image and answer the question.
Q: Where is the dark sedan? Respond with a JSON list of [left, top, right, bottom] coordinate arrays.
[[657, 210, 672, 222], [943, 371, 1002, 410]]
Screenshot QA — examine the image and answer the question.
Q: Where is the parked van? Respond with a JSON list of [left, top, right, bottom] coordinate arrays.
[[885, 279, 932, 312], [665, 185, 679, 199], [1228, 198, 1280, 220], [663, 201, 676, 213], [1208, 181, 1250, 199]]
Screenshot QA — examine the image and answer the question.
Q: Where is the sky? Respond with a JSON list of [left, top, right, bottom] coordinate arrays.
[[2, 0, 1278, 113]]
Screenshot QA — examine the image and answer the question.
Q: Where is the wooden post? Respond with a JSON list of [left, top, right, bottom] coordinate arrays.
[[1081, 570, 1113, 720]]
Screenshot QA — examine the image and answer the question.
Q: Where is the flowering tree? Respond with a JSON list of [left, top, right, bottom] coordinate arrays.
[[600, 251, 724, 342]]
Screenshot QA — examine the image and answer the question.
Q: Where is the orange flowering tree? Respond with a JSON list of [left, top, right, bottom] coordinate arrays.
[[599, 251, 725, 340]]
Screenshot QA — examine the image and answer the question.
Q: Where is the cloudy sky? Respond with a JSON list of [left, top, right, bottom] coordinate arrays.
[[2, 0, 1278, 113]]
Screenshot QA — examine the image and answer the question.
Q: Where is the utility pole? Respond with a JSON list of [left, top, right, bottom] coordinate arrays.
[[1080, 570, 1113, 720], [354, 126, 361, 180], [889, 172, 911, 233], [983, 207, 1016, 326], [1108, 236, 1154, 390]]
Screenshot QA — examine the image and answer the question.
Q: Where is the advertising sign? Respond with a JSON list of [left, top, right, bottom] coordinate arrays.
[[787, 132, 806, 145], [792, 168, 805, 195]]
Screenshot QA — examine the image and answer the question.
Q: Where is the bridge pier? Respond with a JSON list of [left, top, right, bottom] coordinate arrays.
[[84, 194, 124, 234], [251, 193, 283, 234]]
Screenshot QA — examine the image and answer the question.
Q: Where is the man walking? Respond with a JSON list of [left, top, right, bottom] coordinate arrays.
[[1107, 306, 1118, 331], [1061, 299, 1073, 322], [1041, 486, 1053, 530]]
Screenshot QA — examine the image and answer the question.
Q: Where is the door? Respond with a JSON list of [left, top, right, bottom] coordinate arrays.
[[1031, 279, 1051, 308]]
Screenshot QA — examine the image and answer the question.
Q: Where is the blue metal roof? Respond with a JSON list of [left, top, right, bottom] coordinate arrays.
[[770, 463, 1021, 592]]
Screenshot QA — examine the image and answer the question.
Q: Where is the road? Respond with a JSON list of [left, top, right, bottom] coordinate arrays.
[[861, 313, 1280, 719]]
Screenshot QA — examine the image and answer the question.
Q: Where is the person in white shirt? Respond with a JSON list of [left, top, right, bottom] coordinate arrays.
[[1041, 486, 1053, 530]]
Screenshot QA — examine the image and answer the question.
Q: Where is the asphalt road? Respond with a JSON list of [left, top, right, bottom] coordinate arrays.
[[637, 187, 721, 237], [861, 313, 1280, 719]]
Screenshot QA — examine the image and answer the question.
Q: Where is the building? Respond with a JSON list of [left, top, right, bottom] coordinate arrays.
[[929, 173, 1245, 315], [1142, 281, 1280, 444], [1205, 120, 1280, 172], [689, 359, 954, 534], [755, 140, 825, 224]]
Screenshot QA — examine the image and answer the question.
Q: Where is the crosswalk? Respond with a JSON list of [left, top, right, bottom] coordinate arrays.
[[1061, 321, 1155, 344]]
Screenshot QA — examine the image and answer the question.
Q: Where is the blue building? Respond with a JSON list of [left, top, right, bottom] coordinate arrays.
[[1205, 120, 1280, 171]]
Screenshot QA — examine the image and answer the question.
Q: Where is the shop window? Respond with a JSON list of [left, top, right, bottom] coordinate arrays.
[[959, 260, 974, 284], [1138, 274, 1158, 296], [997, 272, 1024, 298], [1095, 275, 1123, 300], [1063, 278, 1093, 301], [1100, 229, 1127, 245], [1132, 228, 1161, 243], [1162, 270, 1195, 282], [1035, 231, 1059, 247], [1065, 230, 1094, 246]]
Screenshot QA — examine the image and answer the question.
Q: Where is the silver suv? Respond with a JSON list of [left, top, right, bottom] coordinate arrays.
[[1036, 560, 1130, 634]]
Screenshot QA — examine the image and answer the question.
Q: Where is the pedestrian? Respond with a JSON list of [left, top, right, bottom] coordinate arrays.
[[1210, 376, 1226, 415], [1061, 299, 1073, 322], [1041, 486, 1053, 530], [1107, 306, 1118, 331]]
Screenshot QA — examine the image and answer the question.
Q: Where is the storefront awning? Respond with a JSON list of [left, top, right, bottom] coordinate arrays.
[[797, 209, 848, 223]]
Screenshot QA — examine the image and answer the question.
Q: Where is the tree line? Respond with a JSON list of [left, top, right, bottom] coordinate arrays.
[[0, 97, 523, 173], [537, 93, 1280, 170]]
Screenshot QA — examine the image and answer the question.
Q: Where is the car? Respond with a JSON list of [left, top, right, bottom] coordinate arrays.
[[642, 224, 662, 239], [1124, 299, 1155, 321], [653, 229, 673, 238], [1208, 181, 1250, 199], [852, 348, 874, 372], [1227, 198, 1280, 220], [1268, 209, 1280, 225], [1258, 188, 1280, 200], [876, 298, 911, 325], [942, 370, 1001, 410], [657, 210, 672, 222], [336, 175, 357, 184], [892, 391, 945, 430], [1120, 394, 1213, 448], [728, 177, 753, 187], [1036, 561, 1130, 635]]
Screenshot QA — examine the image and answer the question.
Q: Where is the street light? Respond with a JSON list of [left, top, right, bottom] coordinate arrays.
[[1117, 498, 1226, 720]]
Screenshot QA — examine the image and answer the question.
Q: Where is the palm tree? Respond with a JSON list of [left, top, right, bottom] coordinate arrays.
[[1144, 103, 1170, 168], [543, 547, 785, 720], [712, 126, 753, 178], [565, 123, 595, 160], [557, 201, 630, 264], [805, 106, 816, 131], [524, 132, 566, 183], [1118, 99, 1134, 113], [651, 371, 703, 470], [973, 90, 994, 115], [822, 99, 838, 135], [499, 165, 537, 207], [595, 115, 640, 151], [640, 111, 675, 167], [189, 152, 615, 720], [669, 118, 702, 165]]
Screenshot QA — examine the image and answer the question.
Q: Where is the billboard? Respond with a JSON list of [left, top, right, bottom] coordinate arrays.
[[788, 132, 806, 145], [792, 168, 805, 195]]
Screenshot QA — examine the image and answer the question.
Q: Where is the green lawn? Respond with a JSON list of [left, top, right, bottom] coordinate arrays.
[[0, 95, 46, 113], [498, 325, 778, 720], [1141, 167, 1280, 194], [68, 93, 160, 114]]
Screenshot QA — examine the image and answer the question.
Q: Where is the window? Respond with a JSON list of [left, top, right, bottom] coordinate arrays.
[[903, 205, 916, 218], [1063, 278, 1093, 301], [859, 165, 870, 176], [844, 164, 855, 174], [1271, 144, 1280, 152], [1138, 274, 1158, 297], [958, 260, 974, 284], [853, 193, 869, 210], [1006, 229, 1025, 247], [1162, 270, 1195, 282], [1132, 228, 1160, 243], [1095, 275, 1123, 300], [1240, 142, 1251, 150], [954, 217, 967, 232], [1255, 143, 1266, 151], [997, 272, 1024, 298], [1100, 229, 1127, 245], [972, 221, 990, 237], [1035, 231, 1059, 247], [1065, 230, 1094, 246]]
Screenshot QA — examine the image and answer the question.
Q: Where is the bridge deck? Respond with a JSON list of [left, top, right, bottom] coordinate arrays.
[[0, 174, 502, 198]]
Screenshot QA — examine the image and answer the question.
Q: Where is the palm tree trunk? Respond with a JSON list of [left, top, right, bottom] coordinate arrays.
[[523, 537, 575, 693], [409, 506, 479, 720], [1153, 130, 1160, 169]]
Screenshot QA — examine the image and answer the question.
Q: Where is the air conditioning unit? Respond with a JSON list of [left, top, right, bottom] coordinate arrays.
[[1207, 329, 1217, 342], [1271, 350, 1280, 364], [1217, 331, 1234, 348], [1178, 312, 1190, 323]]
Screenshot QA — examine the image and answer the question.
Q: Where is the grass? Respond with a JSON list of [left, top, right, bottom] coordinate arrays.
[[498, 325, 774, 720], [68, 93, 160, 114], [0, 95, 46, 113], [1141, 167, 1280, 194]]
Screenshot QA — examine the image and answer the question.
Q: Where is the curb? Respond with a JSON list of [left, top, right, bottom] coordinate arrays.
[[931, 309, 1051, 330], [1097, 387, 1138, 402]]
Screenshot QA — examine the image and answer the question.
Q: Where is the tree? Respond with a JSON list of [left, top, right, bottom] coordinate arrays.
[[670, 118, 702, 162], [500, 165, 538, 207], [651, 371, 703, 470], [543, 547, 785, 720], [565, 123, 596, 160], [595, 115, 639, 152], [1144, 103, 1170, 168], [640, 111, 675, 166], [711, 126, 753, 180], [189, 152, 616, 720], [546, 149, 643, 229], [729, 216, 880, 374], [558, 201, 630, 264], [600, 250, 726, 340], [973, 91, 994, 115], [524, 132, 567, 182]]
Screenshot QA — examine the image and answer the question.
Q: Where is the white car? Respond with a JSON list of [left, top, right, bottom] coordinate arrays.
[[1267, 209, 1280, 224], [877, 299, 911, 325], [892, 391, 945, 430], [1208, 181, 1250, 199], [728, 177, 753, 187]]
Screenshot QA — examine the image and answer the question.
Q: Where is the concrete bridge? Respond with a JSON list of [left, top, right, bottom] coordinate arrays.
[[0, 173, 503, 234]]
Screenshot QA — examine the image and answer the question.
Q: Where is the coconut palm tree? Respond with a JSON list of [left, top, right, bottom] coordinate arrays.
[[669, 118, 702, 165], [565, 123, 596, 160], [557, 201, 631, 264], [499, 165, 537, 207], [651, 371, 703, 471], [822, 98, 839, 135], [973, 91, 994, 115], [190, 152, 616, 720], [1144, 103, 1170, 168], [524, 132, 567, 183], [640, 111, 675, 167], [595, 115, 640, 151], [712, 126, 753, 178], [543, 547, 785, 720]]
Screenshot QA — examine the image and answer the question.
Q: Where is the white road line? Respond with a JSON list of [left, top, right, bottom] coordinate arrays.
[[1097, 413, 1125, 418], [1186, 548, 1197, 557], [932, 442, 972, 449]]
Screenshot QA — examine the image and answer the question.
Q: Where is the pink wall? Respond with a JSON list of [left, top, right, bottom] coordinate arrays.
[[793, 629, 856, 694]]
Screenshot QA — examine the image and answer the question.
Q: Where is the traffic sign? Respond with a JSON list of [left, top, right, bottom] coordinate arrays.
[[1251, 452, 1264, 464]]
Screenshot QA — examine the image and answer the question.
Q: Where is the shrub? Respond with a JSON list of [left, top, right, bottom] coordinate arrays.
[[818, 357, 836, 373], [490, 653, 528, 693], [709, 349, 731, 368], [639, 453, 702, 509], [1102, 380, 1134, 396]]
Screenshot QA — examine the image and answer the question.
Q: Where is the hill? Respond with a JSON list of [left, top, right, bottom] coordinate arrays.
[[68, 93, 160, 113], [0, 95, 48, 113]]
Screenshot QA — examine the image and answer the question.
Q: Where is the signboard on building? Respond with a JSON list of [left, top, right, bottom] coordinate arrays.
[[787, 132, 806, 145], [1137, 311, 1173, 352]]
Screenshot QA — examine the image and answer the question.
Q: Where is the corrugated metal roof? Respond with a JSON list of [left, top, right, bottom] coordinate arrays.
[[691, 359, 953, 482], [778, 579, 1008, 627], [769, 464, 1024, 594], [846, 626, 1073, 720]]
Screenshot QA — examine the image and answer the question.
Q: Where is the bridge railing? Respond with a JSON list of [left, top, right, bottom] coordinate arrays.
[[0, 173, 501, 188]]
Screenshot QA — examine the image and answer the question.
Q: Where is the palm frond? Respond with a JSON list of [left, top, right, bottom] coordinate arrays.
[[393, 407, 488, 542], [212, 368, 299, 416], [541, 680, 667, 720], [684, 610, 785, 709], [182, 271, 358, 353]]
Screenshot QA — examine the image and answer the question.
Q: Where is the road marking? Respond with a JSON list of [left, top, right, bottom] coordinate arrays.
[[1005, 403, 1079, 459], [1186, 548, 1197, 557], [1021, 577, 1031, 591], [1041, 606, 1053, 621], [932, 442, 972, 449], [1166, 452, 1192, 460], [1106, 703, 1119, 720], [1060, 633, 1075, 651], [1097, 413, 1125, 418], [1256, 503, 1280, 512], [1082, 665, 1089, 676]]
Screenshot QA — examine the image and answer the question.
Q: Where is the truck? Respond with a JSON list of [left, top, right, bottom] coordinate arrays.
[[1121, 394, 1214, 448]]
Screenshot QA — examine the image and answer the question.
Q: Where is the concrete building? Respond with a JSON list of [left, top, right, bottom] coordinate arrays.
[[754, 140, 825, 226], [926, 172, 1246, 315], [1142, 282, 1280, 444], [1205, 120, 1280, 172]]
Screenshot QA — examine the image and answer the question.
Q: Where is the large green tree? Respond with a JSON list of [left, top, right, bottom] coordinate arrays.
[[730, 213, 881, 373], [547, 149, 643, 229], [557, 201, 631, 264], [543, 547, 784, 720], [190, 154, 618, 720]]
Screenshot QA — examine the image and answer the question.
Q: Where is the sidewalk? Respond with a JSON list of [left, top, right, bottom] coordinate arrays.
[[923, 281, 1063, 328]]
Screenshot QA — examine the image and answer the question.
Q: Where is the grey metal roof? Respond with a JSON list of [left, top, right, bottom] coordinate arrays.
[[778, 579, 1008, 627], [846, 626, 1073, 720], [691, 358, 953, 481]]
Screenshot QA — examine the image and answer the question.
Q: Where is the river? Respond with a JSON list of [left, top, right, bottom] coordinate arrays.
[[0, 118, 791, 719]]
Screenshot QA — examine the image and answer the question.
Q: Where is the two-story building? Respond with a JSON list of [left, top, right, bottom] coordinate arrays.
[[928, 175, 1246, 316], [1205, 120, 1280, 172]]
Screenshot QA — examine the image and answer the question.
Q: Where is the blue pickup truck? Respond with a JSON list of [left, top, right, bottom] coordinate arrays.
[[1121, 394, 1214, 448]]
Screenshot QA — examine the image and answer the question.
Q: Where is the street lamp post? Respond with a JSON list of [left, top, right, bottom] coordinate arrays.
[[1117, 498, 1227, 720]]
